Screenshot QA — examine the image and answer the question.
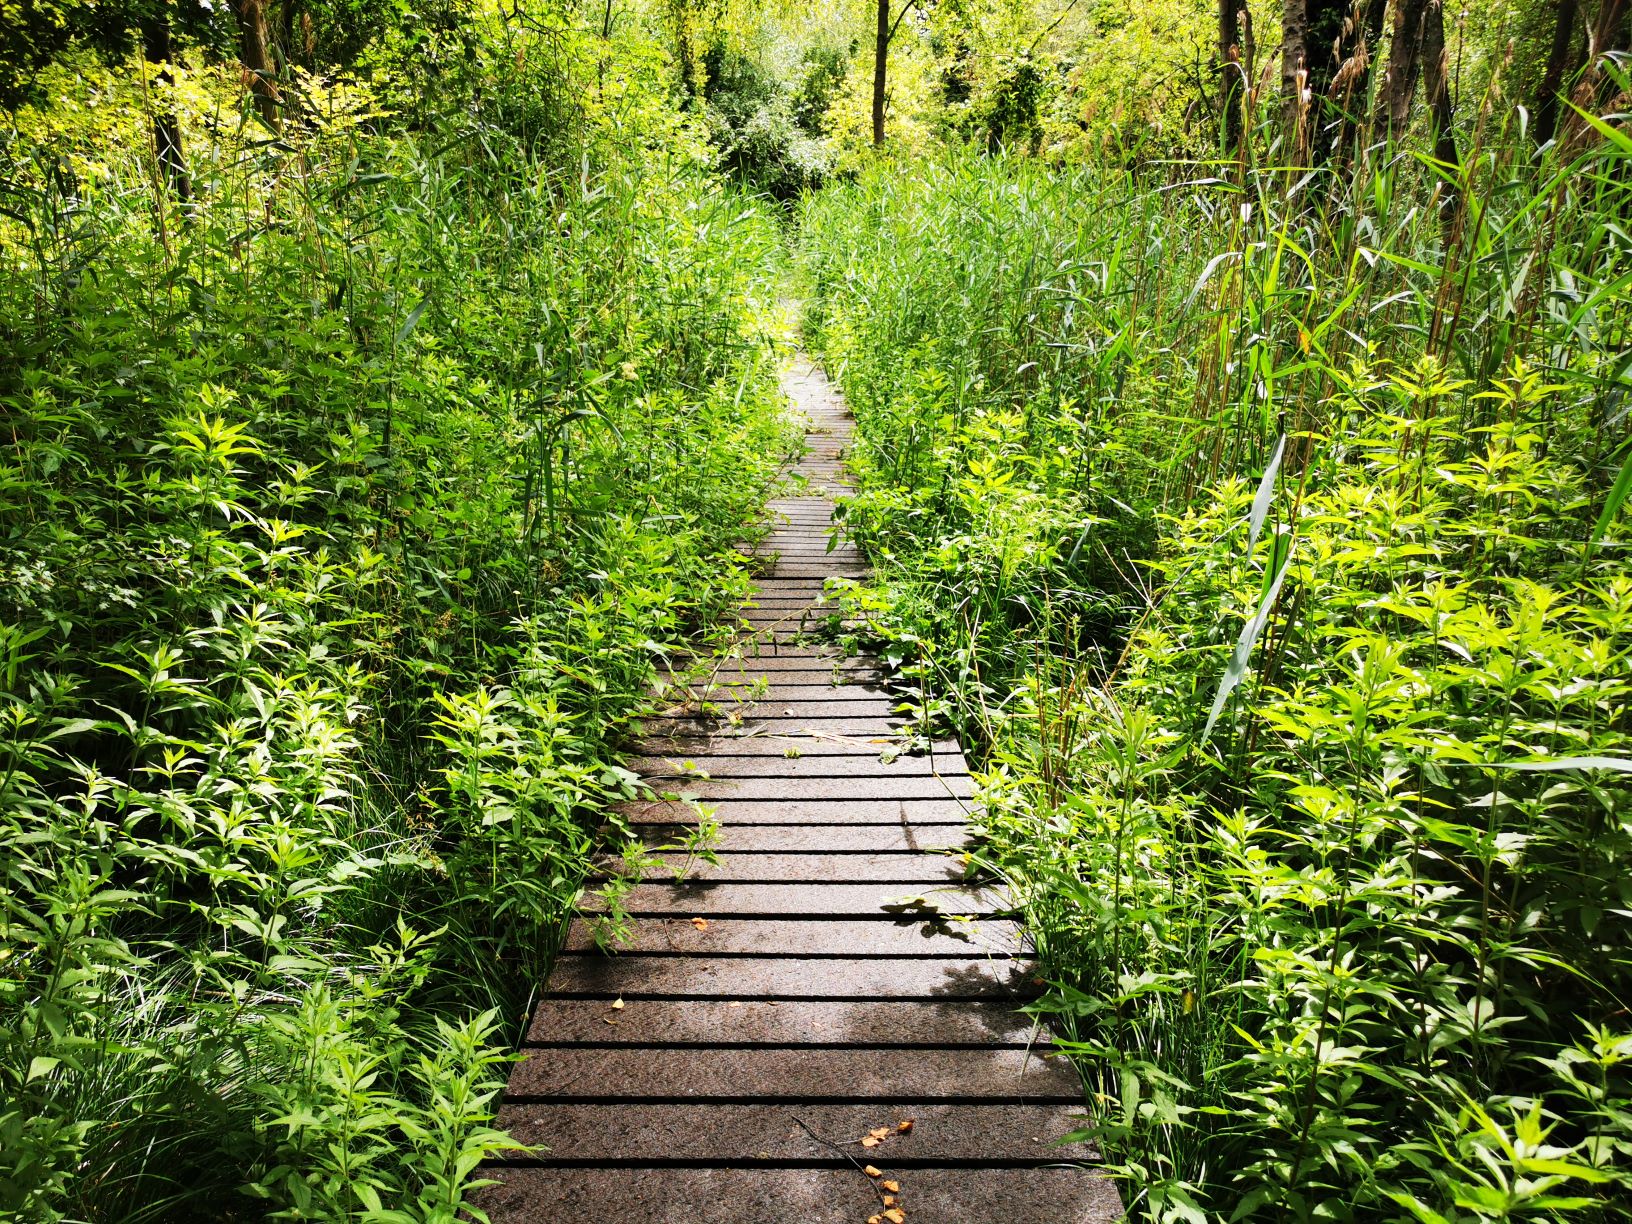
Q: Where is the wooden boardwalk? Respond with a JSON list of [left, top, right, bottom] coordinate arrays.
[[478, 359, 1122, 1222]]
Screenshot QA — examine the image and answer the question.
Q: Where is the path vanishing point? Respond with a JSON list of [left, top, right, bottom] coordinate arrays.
[[478, 357, 1123, 1222]]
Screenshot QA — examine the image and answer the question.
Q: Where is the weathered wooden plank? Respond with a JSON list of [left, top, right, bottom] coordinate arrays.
[[584, 880, 1004, 917], [493, 1102, 1087, 1161], [657, 776, 975, 801], [634, 823, 971, 853], [506, 1045, 1080, 1100], [545, 955, 1040, 999], [597, 851, 972, 883], [629, 754, 965, 780], [621, 797, 972, 824], [639, 735, 955, 758], [562, 916, 1017, 956], [476, 1167, 1123, 1224]]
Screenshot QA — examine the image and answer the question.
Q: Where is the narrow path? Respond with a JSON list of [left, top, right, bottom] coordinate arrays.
[[479, 358, 1121, 1222]]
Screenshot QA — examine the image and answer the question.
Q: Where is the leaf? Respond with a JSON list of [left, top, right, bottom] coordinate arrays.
[[1247, 433, 1286, 553], [863, 1165, 883, 1178], [1585, 442, 1632, 560], [896, 1118, 914, 1133], [862, 1135, 881, 1148], [1449, 757, 1632, 774], [610, 998, 625, 1010], [396, 297, 428, 345], [690, 916, 709, 930], [884, 1210, 905, 1223], [882, 1180, 901, 1192], [1201, 549, 1294, 743]]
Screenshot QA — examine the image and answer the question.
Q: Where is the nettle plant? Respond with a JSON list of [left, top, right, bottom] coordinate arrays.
[[0, 34, 795, 1213], [976, 358, 1632, 1221]]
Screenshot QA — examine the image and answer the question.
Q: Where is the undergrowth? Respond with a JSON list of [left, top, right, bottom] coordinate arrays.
[[799, 120, 1632, 1221], [0, 19, 794, 1221]]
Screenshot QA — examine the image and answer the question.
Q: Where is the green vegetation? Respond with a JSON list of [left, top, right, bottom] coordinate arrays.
[[798, 80, 1632, 1224], [5, 0, 1632, 1220], [1, 9, 792, 1219]]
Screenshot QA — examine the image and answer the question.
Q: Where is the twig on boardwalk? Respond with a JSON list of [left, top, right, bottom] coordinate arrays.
[[789, 1115, 889, 1207]]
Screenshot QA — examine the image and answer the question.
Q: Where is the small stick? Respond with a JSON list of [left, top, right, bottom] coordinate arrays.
[[789, 1116, 889, 1207]]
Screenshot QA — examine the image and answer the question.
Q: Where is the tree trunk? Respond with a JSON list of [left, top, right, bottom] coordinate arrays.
[[236, 0, 280, 127], [141, 14, 191, 202], [1282, 0, 1310, 145], [1380, 0, 1428, 137], [1588, 0, 1630, 59], [1284, 0, 1347, 159], [1562, 0, 1629, 137], [1422, 0, 1458, 170], [1221, 0, 1243, 146], [873, 0, 889, 145], [1534, 0, 1580, 145]]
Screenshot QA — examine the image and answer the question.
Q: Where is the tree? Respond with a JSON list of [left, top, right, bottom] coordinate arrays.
[[1380, 0, 1427, 136], [236, 0, 279, 127], [1282, 0, 1348, 159], [1534, 0, 1581, 146], [1220, 0, 1242, 145], [141, 6, 192, 202], [872, 0, 918, 145]]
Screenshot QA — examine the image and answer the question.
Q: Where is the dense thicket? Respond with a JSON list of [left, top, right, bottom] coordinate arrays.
[[799, 71, 1632, 1224], [0, 9, 792, 1218]]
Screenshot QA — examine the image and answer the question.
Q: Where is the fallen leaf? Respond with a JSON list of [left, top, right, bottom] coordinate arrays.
[[883, 1195, 898, 1207], [881, 1180, 900, 1193], [602, 1017, 618, 1026], [896, 1119, 914, 1133], [727, 1001, 742, 1008], [868, 1128, 890, 1140], [863, 1166, 882, 1178], [861, 1136, 881, 1148], [868, 1216, 882, 1224], [690, 916, 709, 930], [610, 999, 625, 1011], [885, 1211, 905, 1223]]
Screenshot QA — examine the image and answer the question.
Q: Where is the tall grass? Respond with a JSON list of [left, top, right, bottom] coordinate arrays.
[[799, 109, 1632, 1221], [0, 23, 794, 1220]]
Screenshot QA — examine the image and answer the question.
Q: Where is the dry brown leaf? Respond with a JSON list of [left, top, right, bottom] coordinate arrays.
[[863, 1165, 882, 1178], [860, 1136, 881, 1148], [881, 1180, 900, 1193], [610, 999, 625, 1011], [601, 1017, 618, 1026], [868, 1127, 890, 1140], [884, 1211, 905, 1223], [896, 1119, 914, 1133], [867, 1216, 882, 1224], [882, 1195, 898, 1207], [690, 916, 709, 930]]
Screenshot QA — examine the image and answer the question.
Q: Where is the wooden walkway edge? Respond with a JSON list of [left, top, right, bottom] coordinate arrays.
[[477, 358, 1123, 1223]]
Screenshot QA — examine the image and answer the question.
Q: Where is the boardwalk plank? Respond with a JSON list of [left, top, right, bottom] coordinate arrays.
[[524, 999, 1043, 1046], [494, 1101, 1088, 1161], [478, 1167, 1121, 1224], [545, 954, 1039, 999], [506, 1046, 1080, 1100], [562, 916, 1019, 955]]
